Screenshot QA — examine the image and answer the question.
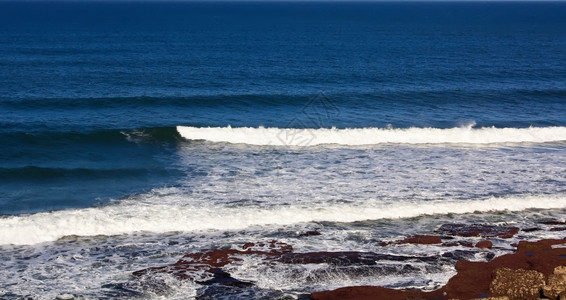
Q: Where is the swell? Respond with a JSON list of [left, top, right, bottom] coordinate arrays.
[[3, 88, 566, 110], [0, 166, 153, 181], [176, 125, 566, 146], [0, 94, 310, 110], [0, 127, 182, 147]]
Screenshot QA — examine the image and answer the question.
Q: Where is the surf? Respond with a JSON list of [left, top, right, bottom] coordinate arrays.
[[177, 125, 566, 146], [2, 193, 566, 245]]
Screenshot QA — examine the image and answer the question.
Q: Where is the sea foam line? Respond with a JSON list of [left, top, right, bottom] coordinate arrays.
[[177, 125, 566, 146], [1, 194, 566, 245]]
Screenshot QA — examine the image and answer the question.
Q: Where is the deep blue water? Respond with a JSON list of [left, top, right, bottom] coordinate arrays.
[[1, 2, 566, 298], [2, 1, 566, 214]]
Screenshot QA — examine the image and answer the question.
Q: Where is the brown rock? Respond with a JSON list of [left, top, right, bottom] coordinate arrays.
[[554, 266, 566, 275], [132, 240, 294, 280], [476, 240, 493, 249], [542, 266, 566, 300], [310, 286, 425, 300], [134, 237, 566, 300], [312, 238, 566, 300], [134, 240, 437, 284], [488, 268, 545, 299]]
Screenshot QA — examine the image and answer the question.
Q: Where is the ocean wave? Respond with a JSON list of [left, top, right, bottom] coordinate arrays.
[[177, 125, 566, 146], [0, 127, 181, 146], [1, 194, 566, 245], [0, 94, 308, 110], [0, 166, 152, 180]]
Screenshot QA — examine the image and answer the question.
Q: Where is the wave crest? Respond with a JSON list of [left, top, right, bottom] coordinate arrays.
[[177, 125, 566, 146], [1, 194, 566, 245]]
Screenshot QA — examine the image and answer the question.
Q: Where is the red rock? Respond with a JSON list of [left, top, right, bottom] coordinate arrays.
[[134, 236, 566, 300], [312, 238, 566, 300], [310, 286, 424, 300], [133, 240, 293, 280], [133, 240, 437, 283], [476, 240, 493, 249]]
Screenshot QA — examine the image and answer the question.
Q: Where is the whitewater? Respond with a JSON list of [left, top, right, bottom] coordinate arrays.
[[1, 193, 566, 245], [176, 125, 566, 146]]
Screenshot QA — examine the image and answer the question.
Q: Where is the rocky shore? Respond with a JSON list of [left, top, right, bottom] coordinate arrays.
[[312, 238, 566, 300], [133, 222, 566, 300]]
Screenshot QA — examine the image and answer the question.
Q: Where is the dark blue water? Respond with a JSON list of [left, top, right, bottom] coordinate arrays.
[[2, 2, 566, 298], [2, 1, 566, 215]]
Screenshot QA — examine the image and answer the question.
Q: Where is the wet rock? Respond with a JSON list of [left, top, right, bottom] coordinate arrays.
[[312, 238, 566, 300], [100, 283, 146, 298], [133, 241, 293, 280], [441, 250, 478, 261], [298, 230, 322, 237], [397, 235, 442, 245], [488, 268, 545, 299], [310, 286, 424, 300], [381, 234, 443, 246], [197, 268, 254, 287], [133, 240, 437, 287], [540, 220, 566, 226], [521, 227, 541, 232], [542, 266, 566, 300], [278, 251, 435, 265], [436, 223, 519, 239], [476, 240, 493, 249], [278, 251, 379, 266]]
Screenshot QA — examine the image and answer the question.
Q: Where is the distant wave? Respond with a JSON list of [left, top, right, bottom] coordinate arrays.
[[1, 127, 181, 146], [0, 94, 308, 110], [0, 166, 152, 180], [177, 125, 566, 146], [1, 194, 566, 245]]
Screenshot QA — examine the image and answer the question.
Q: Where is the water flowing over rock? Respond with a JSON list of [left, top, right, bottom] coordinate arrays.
[[312, 238, 566, 300], [435, 223, 520, 239]]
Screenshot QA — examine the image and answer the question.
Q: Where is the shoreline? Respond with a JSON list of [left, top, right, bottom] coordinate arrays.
[[132, 222, 566, 299], [312, 238, 566, 300]]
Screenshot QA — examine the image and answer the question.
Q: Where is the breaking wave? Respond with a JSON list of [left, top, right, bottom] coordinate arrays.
[[2, 194, 566, 245], [177, 125, 566, 146]]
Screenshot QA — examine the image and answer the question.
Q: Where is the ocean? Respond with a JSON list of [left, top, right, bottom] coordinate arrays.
[[1, 1, 566, 299]]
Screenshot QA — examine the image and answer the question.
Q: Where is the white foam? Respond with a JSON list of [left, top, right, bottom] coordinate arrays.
[[176, 125, 566, 146], [2, 194, 566, 245]]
